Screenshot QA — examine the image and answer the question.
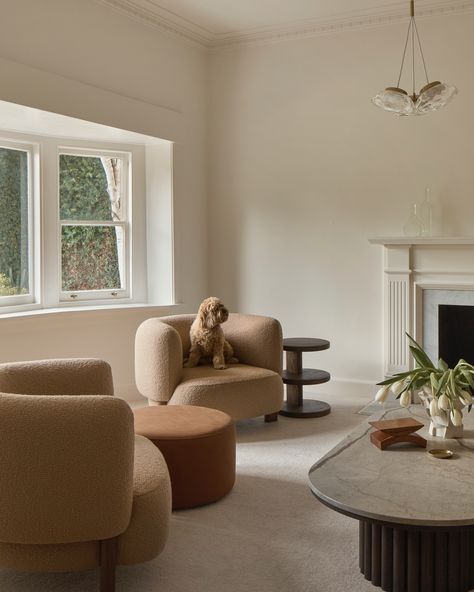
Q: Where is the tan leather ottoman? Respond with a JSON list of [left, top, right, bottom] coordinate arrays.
[[133, 405, 236, 510]]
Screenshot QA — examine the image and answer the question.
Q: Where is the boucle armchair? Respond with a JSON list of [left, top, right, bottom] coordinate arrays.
[[135, 313, 284, 421], [0, 358, 171, 592]]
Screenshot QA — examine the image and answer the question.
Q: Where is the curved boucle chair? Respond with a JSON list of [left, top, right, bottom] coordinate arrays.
[[0, 358, 171, 592], [135, 313, 284, 421]]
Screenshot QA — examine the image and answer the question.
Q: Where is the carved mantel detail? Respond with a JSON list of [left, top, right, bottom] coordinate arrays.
[[369, 237, 474, 376]]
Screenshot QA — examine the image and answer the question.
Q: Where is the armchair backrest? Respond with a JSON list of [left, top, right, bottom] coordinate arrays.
[[0, 358, 114, 397], [0, 393, 134, 545], [223, 314, 283, 374], [158, 313, 283, 372]]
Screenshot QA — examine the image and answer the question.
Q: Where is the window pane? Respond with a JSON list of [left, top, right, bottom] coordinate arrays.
[[59, 155, 123, 221], [61, 225, 123, 291], [0, 147, 29, 296]]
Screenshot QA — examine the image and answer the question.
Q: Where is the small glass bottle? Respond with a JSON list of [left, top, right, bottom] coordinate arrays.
[[419, 187, 433, 236], [403, 203, 422, 237]]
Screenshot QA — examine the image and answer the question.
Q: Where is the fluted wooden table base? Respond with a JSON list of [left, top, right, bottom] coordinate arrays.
[[359, 520, 474, 592]]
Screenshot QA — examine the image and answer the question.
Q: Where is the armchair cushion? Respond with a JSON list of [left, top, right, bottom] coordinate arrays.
[[170, 364, 283, 420]]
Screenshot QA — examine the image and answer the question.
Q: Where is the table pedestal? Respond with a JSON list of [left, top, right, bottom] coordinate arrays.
[[280, 338, 331, 418], [359, 519, 474, 592]]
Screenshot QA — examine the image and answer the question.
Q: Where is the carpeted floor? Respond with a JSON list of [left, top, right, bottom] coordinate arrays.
[[1, 390, 379, 592]]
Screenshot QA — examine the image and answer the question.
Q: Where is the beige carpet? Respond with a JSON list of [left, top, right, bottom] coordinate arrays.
[[0, 391, 379, 592]]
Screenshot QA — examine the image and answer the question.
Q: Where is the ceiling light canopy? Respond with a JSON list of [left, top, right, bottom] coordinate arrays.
[[372, 0, 457, 116]]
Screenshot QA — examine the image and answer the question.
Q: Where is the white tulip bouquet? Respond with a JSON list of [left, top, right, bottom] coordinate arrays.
[[375, 334, 474, 428]]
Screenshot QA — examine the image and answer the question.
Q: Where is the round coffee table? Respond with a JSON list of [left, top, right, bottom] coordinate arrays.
[[279, 337, 331, 418], [309, 406, 474, 592]]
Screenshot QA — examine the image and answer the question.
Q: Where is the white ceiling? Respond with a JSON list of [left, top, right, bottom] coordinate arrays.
[[97, 0, 474, 46], [132, 0, 402, 34]]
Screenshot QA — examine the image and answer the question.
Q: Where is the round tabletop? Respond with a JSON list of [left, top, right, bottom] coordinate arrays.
[[308, 406, 474, 527], [283, 338, 330, 352]]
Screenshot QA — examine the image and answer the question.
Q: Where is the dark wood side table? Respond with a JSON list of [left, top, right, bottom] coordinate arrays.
[[279, 337, 331, 418]]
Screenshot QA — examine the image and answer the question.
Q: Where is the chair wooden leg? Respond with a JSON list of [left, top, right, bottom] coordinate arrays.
[[100, 537, 117, 592], [265, 412, 278, 423]]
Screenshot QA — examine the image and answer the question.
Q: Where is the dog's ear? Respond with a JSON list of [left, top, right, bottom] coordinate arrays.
[[197, 297, 214, 329], [204, 300, 219, 329], [197, 299, 207, 325]]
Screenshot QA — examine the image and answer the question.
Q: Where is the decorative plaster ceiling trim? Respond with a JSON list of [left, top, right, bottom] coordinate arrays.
[[94, 0, 213, 47], [213, 0, 474, 48], [94, 0, 474, 49]]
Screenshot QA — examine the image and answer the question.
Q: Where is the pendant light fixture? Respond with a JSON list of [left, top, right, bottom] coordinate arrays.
[[372, 0, 457, 116]]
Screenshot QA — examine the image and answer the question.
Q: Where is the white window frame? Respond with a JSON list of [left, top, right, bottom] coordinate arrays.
[[58, 146, 132, 303], [0, 138, 39, 308], [0, 110, 173, 316]]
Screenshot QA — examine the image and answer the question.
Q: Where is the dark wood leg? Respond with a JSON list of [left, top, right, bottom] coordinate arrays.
[[372, 524, 382, 587], [381, 526, 393, 592], [435, 531, 448, 592], [364, 521, 372, 581], [421, 532, 435, 592], [286, 352, 303, 407], [359, 521, 365, 572], [393, 528, 406, 592], [100, 537, 117, 592], [407, 530, 420, 592], [264, 412, 278, 422]]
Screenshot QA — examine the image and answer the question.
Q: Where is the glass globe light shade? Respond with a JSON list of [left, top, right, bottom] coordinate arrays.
[[372, 87, 414, 116], [415, 81, 458, 114]]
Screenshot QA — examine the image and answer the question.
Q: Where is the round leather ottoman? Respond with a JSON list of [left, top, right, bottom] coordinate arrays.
[[133, 405, 236, 510]]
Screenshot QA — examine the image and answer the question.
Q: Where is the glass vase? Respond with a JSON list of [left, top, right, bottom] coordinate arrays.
[[403, 203, 422, 237], [419, 187, 433, 236]]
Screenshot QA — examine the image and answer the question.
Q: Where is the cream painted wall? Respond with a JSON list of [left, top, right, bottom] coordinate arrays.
[[0, 0, 208, 400], [208, 13, 474, 393]]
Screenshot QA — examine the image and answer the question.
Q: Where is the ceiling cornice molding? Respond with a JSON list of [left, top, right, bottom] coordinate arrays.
[[93, 0, 213, 47], [213, 0, 474, 48], [94, 0, 474, 49]]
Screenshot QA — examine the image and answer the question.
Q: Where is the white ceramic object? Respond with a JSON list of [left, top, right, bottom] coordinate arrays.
[[419, 389, 465, 439]]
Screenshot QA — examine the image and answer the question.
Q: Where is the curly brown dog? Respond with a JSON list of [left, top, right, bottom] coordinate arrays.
[[184, 297, 238, 369]]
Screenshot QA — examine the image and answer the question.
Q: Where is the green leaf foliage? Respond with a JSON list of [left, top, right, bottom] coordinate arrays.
[[0, 148, 29, 293], [60, 156, 120, 291], [376, 334, 474, 411]]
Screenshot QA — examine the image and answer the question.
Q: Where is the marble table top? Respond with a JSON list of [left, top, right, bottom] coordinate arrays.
[[308, 405, 474, 527]]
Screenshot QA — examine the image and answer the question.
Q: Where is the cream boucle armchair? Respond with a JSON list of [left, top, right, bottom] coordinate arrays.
[[135, 313, 284, 421], [0, 358, 171, 592]]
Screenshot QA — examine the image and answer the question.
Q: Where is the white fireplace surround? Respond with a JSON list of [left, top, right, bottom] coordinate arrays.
[[369, 237, 474, 376]]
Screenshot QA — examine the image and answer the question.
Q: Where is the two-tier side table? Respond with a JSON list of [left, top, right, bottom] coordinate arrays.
[[279, 337, 331, 418]]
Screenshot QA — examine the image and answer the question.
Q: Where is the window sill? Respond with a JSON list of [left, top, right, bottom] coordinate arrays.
[[0, 302, 184, 321]]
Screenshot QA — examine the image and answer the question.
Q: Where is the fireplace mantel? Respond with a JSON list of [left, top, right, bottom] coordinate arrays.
[[369, 237, 474, 246], [370, 237, 474, 376]]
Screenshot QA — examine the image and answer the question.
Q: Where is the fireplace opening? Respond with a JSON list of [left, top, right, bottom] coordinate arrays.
[[438, 304, 474, 367]]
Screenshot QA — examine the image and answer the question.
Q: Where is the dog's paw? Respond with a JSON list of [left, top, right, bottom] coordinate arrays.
[[213, 363, 227, 370], [183, 359, 196, 368]]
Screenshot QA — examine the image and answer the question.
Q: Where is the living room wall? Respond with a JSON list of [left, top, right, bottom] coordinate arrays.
[[208, 11, 474, 394], [0, 0, 208, 400]]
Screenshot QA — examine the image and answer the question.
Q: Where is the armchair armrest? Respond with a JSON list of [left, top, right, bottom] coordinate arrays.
[[0, 394, 134, 545], [135, 318, 183, 403], [223, 314, 283, 374]]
